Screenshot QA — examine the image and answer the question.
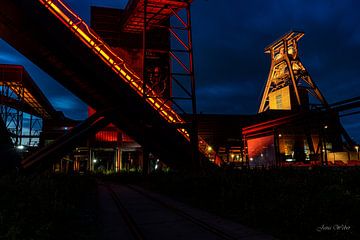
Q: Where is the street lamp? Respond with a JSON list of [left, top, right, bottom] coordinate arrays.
[[16, 145, 25, 150]]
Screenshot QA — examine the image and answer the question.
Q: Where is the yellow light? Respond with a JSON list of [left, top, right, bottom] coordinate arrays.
[[49, 3, 71, 22], [132, 82, 139, 88], [207, 146, 212, 152], [40, 0, 218, 161], [75, 27, 91, 43], [99, 50, 110, 61]]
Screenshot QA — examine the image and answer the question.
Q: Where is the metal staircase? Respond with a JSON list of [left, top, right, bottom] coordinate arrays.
[[0, 0, 218, 170]]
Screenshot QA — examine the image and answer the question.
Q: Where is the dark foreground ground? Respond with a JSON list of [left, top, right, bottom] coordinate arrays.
[[0, 175, 98, 240], [1, 167, 359, 239]]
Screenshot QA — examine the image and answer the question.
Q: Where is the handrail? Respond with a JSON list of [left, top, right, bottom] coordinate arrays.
[[38, 0, 219, 164]]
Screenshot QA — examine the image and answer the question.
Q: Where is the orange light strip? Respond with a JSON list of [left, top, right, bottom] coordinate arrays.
[[7, 85, 50, 118], [38, 0, 217, 163]]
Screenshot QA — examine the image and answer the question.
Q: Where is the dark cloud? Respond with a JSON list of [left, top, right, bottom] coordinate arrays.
[[191, 0, 360, 140]]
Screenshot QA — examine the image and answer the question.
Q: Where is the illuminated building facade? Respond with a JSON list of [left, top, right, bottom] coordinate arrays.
[[1, 1, 359, 171], [54, 2, 196, 173], [258, 31, 328, 113], [1, 0, 218, 172], [243, 32, 359, 167]]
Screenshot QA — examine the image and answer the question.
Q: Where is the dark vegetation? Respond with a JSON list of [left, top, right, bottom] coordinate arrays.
[[1, 167, 359, 240], [105, 167, 360, 240], [0, 174, 98, 240]]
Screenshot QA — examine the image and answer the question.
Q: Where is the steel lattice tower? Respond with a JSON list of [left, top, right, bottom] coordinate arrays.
[[259, 31, 328, 113]]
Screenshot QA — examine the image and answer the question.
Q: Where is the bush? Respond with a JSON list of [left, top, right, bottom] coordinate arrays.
[[0, 174, 98, 240], [137, 167, 360, 239]]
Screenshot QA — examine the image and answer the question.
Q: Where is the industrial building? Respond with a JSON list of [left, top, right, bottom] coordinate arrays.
[[0, 0, 209, 173], [242, 31, 359, 167], [0, 1, 359, 173]]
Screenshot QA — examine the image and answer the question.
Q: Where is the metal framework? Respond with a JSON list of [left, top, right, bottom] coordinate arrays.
[[330, 96, 360, 117], [0, 65, 51, 147], [0, 74, 41, 147], [259, 31, 329, 113], [121, 2, 198, 127], [35, 0, 219, 165], [123, 0, 197, 115], [124, 0, 202, 166]]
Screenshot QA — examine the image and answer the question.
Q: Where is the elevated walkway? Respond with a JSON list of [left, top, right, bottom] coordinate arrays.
[[0, 0, 215, 170], [0, 64, 59, 119], [22, 110, 111, 170]]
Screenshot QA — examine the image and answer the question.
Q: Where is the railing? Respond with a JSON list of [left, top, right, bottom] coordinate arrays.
[[38, 0, 219, 164]]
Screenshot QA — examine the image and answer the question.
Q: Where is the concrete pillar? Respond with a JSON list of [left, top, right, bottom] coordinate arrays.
[[89, 148, 93, 171], [117, 148, 122, 172]]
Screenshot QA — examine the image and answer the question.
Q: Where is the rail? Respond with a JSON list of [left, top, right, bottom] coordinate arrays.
[[106, 183, 237, 240]]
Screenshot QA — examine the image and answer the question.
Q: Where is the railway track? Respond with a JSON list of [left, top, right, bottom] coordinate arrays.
[[100, 183, 274, 240]]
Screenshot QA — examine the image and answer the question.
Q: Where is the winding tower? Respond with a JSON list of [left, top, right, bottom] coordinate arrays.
[[259, 31, 328, 112]]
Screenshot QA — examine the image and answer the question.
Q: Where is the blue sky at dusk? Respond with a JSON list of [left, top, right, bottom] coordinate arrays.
[[0, 0, 359, 141]]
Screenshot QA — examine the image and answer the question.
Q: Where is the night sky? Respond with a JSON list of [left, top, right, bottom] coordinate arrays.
[[0, 0, 359, 141]]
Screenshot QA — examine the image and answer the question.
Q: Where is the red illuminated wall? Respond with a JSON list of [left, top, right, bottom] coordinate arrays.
[[88, 107, 136, 143], [247, 135, 276, 167], [88, 107, 120, 142]]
